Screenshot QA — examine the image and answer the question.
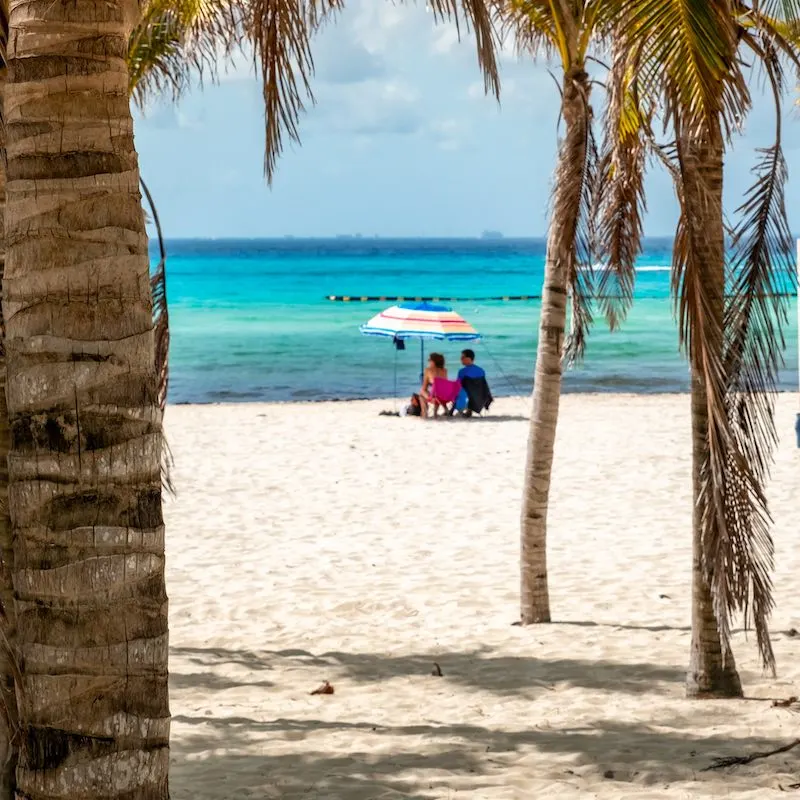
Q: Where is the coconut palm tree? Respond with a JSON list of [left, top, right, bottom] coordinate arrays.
[[2, 0, 170, 793], [603, 0, 799, 696], [0, 2, 499, 797], [0, 9, 18, 795], [503, 0, 639, 625]]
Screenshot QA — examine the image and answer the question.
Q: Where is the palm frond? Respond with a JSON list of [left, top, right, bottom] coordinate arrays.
[[563, 100, 598, 366], [427, 0, 500, 96], [595, 43, 648, 331], [718, 37, 795, 674], [753, 0, 800, 22], [248, 0, 344, 183], [738, 6, 800, 80], [672, 110, 781, 673], [129, 0, 243, 107], [141, 179, 170, 413], [620, 0, 748, 134], [140, 178, 175, 497], [500, 0, 562, 61]]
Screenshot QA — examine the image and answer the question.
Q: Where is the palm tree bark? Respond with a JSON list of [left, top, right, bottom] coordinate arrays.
[[3, 0, 171, 794], [682, 130, 743, 698], [0, 65, 19, 800], [520, 66, 589, 624]]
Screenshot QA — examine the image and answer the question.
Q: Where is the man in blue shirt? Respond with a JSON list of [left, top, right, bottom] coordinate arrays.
[[457, 349, 486, 381], [455, 349, 492, 415]]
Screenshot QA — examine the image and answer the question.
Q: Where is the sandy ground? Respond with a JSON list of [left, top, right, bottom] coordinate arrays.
[[163, 393, 800, 799]]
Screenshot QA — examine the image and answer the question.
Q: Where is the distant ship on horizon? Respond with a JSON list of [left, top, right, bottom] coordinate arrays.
[[480, 230, 504, 240]]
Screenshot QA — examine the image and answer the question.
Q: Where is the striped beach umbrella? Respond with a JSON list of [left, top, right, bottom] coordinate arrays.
[[360, 301, 480, 341], [360, 301, 480, 385]]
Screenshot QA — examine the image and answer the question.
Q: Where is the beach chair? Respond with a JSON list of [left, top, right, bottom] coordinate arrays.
[[430, 377, 462, 416], [460, 375, 493, 416]]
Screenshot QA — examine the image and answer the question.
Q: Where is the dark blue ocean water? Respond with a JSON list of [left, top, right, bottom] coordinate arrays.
[[157, 238, 799, 403]]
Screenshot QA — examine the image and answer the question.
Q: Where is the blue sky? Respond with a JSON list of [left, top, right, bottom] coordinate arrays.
[[133, 2, 800, 239]]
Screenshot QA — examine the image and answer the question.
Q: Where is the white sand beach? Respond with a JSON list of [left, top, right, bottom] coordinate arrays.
[[163, 393, 800, 799]]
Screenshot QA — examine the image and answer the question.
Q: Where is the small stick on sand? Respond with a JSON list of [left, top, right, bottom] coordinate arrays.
[[432, 662, 443, 677], [310, 681, 334, 695], [702, 738, 800, 771]]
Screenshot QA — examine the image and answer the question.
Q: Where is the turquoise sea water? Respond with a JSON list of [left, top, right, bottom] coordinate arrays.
[[160, 238, 799, 404]]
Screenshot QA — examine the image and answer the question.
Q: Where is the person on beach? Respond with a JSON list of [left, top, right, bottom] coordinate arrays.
[[418, 352, 447, 418], [457, 349, 486, 381], [457, 349, 493, 416]]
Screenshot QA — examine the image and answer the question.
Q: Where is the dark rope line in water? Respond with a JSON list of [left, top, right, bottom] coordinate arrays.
[[327, 293, 797, 302]]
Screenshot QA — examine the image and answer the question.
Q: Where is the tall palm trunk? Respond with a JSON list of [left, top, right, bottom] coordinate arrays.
[[0, 65, 18, 800], [521, 66, 589, 624], [681, 131, 742, 698], [4, 0, 171, 795]]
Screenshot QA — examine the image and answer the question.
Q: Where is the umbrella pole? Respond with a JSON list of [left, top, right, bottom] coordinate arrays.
[[420, 339, 424, 382]]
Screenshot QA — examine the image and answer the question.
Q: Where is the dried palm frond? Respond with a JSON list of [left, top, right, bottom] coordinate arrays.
[[716, 35, 795, 673], [248, 0, 331, 182], [671, 117, 740, 660], [563, 87, 598, 366], [594, 44, 648, 331], [427, 0, 500, 96], [141, 178, 170, 413], [671, 104, 782, 673]]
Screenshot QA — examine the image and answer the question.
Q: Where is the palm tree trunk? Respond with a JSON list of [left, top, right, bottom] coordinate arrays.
[[4, 0, 171, 795], [0, 66, 19, 800], [521, 67, 590, 624], [682, 131, 742, 698]]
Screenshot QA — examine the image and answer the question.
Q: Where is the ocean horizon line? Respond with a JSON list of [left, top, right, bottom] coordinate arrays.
[[152, 235, 682, 244], [149, 234, 800, 244]]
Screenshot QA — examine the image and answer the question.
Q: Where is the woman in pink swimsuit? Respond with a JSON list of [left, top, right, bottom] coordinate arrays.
[[418, 353, 447, 419]]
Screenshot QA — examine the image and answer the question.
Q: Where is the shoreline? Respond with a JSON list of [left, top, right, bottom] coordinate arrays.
[[166, 388, 800, 408]]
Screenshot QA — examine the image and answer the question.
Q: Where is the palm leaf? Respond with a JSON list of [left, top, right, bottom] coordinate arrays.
[[427, 0, 500, 95], [248, 0, 337, 182], [140, 178, 175, 496], [500, 0, 563, 60], [563, 94, 598, 365], [595, 43, 648, 331], [129, 0, 243, 107], [717, 35, 795, 672], [620, 0, 748, 133], [753, 0, 800, 21]]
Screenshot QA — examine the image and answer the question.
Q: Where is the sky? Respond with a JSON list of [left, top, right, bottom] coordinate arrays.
[[133, 2, 800, 239]]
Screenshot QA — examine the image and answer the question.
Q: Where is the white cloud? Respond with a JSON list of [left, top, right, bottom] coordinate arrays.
[[308, 78, 423, 138], [429, 118, 467, 150], [432, 25, 460, 55], [314, 28, 387, 84]]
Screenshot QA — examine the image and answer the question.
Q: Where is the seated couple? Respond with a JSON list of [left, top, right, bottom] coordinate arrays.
[[409, 349, 493, 419]]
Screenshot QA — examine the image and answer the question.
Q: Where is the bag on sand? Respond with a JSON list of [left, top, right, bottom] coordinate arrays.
[[402, 393, 422, 417]]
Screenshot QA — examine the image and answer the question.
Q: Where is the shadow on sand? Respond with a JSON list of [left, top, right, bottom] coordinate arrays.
[[170, 710, 798, 799], [170, 644, 685, 696], [169, 646, 799, 798]]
